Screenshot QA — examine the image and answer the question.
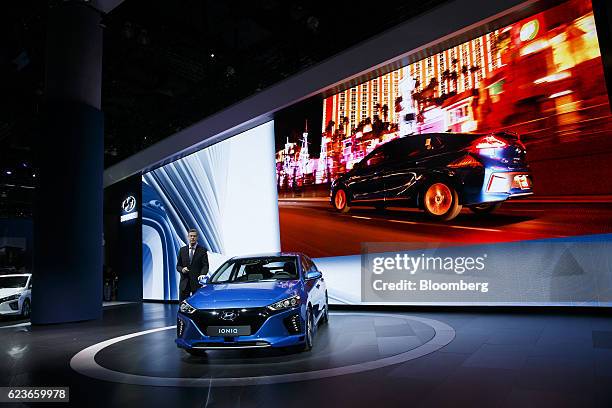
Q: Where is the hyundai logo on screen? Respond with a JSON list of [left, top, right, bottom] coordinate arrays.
[[120, 195, 138, 223]]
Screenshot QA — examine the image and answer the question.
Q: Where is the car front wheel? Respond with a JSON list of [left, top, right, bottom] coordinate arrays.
[[423, 182, 462, 221], [321, 293, 329, 325], [333, 188, 351, 213], [21, 299, 31, 319], [303, 308, 314, 351]]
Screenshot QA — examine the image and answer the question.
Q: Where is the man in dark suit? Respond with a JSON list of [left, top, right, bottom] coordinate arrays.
[[176, 228, 209, 301]]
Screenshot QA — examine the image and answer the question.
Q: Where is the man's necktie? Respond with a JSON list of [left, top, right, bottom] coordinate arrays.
[[189, 246, 194, 263]]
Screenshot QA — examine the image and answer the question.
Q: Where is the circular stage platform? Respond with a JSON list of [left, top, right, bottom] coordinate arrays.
[[71, 312, 455, 387]]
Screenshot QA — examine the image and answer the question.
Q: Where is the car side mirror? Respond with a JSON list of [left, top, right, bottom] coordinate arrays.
[[198, 275, 209, 285], [305, 270, 322, 280]]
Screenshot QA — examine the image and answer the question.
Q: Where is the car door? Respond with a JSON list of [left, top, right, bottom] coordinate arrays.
[[307, 256, 325, 314], [301, 256, 324, 318], [381, 137, 423, 202], [309, 258, 325, 312], [345, 147, 387, 202]]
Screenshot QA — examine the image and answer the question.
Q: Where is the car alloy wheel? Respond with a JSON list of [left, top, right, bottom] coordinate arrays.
[[21, 300, 30, 318], [321, 305, 329, 324], [333, 188, 350, 213], [321, 293, 329, 324], [423, 182, 462, 221], [303, 309, 314, 351]]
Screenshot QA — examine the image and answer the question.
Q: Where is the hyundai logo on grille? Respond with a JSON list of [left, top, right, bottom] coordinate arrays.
[[221, 311, 238, 321]]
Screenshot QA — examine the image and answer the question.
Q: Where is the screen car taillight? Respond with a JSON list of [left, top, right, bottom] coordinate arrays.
[[473, 135, 508, 149], [447, 154, 483, 169]]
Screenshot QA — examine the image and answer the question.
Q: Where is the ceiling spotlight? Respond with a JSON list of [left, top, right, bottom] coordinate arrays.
[[5, 170, 12, 175]]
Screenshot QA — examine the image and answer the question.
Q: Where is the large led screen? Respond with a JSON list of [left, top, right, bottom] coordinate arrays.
[[142, 122, 280, 300], [275, 0, 612, 305]]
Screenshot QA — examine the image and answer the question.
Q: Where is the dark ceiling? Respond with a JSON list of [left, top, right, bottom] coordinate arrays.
[[0, 0, 448, 217]]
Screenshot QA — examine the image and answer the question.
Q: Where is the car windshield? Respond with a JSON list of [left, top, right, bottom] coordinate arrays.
[[209, 257, 299, 284], [0, 276, 28, 288]]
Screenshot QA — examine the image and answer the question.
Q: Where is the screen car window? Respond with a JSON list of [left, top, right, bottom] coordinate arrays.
[[386, 138, 421, 161], [209, 257, 299, 283], [0, 276, 28, 288], [424, 135, 444, 151], [363, 148, 386, 168]]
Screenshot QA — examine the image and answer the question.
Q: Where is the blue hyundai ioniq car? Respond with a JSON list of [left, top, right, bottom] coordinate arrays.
[[176, 253, 328, 354]]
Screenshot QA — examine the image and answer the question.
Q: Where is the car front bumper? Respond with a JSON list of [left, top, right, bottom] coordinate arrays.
[[0, 300, 21, 316], [176, 306, 307, 349]]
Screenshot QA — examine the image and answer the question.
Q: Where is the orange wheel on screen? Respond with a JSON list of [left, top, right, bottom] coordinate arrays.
[[423, 182, 462, 221]]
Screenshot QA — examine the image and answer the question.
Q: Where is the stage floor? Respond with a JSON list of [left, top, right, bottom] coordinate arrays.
[[1, 303, 612, 407]]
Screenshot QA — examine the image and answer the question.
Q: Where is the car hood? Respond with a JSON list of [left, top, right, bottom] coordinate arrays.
[[0, 288, 24, 298], [188, 280, 302, 309]]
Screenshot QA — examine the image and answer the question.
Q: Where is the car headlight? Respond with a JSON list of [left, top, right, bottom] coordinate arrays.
[[179, 301, 196, 314], [267, 295, 301, 311], [0, 294, 21, 303]]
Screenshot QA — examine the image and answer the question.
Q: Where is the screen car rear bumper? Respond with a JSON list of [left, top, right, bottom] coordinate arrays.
[[462, 169, 533, 205]]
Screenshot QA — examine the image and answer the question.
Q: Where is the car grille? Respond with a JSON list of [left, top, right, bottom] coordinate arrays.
[[189, 307, 271, 336]]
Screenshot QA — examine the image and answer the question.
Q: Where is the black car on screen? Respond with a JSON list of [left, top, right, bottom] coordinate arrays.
[[330, 132, 533, 221]]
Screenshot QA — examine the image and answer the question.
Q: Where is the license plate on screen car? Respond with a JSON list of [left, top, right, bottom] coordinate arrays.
[[206, 326, 251, 336], [514, 174, 530, 189]]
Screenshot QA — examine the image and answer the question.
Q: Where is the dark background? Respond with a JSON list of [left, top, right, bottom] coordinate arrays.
[[274, 96, 323, 156]]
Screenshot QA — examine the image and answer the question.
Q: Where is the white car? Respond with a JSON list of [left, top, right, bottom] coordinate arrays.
[[0, 274, 32, 318]]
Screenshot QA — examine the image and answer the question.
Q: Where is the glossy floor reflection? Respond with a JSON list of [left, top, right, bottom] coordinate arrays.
[[100, 314, 435, 376], [1, 303, 612, 407]]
